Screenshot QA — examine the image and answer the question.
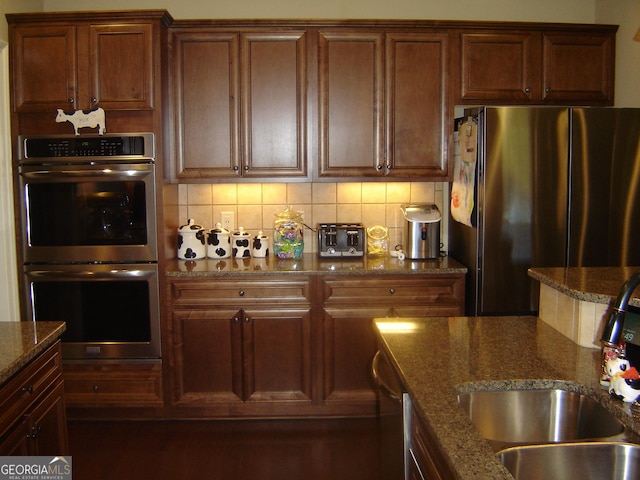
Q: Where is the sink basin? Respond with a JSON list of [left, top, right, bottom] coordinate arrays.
[[457, 389, 625, 450], [498, 442, 640, 480]]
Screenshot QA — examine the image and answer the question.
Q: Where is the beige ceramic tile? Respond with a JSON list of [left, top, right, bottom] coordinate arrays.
[[187, 184, 213, 205], [237, 184, 262, 205], [362, 183, 386, 203], [386, 203, 405, 229], [410, 182, 436, 203], [187, 205, 214, 228], [212, 184, 238, 204], [212, 206, 237, 230], [262, 184, 287, 205], [337, 183, 362, 203], [362, 203, 387, 228], [288, 183, 312, 204], [337, 204, 362, 223], [386, 182, 411, 203], [312, 183, 337, 204], [313, 204, 337, 224], [177, 184, 189, 205], [238, 204, 263, 230]]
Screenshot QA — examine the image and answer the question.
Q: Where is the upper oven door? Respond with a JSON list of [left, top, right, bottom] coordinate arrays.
[[19, 163, 157, 263]]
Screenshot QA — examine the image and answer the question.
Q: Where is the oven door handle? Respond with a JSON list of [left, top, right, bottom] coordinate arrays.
[[27, 269, 155, 280], [21, 169, 151, 179]]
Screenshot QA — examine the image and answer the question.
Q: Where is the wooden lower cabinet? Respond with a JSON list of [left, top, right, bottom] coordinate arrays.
[[0, 342, 68, 456], [166, 273, 464, 417]]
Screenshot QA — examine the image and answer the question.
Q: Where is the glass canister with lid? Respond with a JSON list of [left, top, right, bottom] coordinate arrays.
[[273, 206, 304, 259]]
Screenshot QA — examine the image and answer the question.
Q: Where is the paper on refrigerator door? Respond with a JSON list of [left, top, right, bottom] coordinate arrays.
[[451, 117, 477, 227]]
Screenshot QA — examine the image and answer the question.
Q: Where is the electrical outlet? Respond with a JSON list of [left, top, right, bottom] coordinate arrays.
[[221, 211, 235, 231]]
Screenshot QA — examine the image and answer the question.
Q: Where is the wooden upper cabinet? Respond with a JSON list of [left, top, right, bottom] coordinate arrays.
[[460, 32, 540, 102], [171, 29, 308, 181], [10, 20, 156, 112], [542, 32, 614, 104], [457, 26, 616, 105], [317, 30, 448, 179], [386, 33, 448, 177], [318, 31, 384, 178]]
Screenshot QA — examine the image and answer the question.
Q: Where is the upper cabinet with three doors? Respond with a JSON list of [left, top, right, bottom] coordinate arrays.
[[454, 23, 617, 105]]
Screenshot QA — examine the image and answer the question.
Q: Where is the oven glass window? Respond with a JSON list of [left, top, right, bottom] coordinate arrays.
[[33, 280, 151, 342], [27, 180, 147, 246]]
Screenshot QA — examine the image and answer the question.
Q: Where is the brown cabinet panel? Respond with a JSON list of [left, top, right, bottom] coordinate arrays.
[[89, 23, 155, 110], [318, 31, 384, 177], [242, 32, 308, 178], [386, 33, 448, 177], [10, 25, 77, 113], [460, 32, 539, 102], [542, 32, 614, 104]]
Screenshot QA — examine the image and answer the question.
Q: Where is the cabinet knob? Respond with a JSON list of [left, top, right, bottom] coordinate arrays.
[[376, 164, 383, 171], [244, 165, 249, 171], [233, 166, 239, 171], [91, 97, 97, 103], [239, 290, 245, 296], [545, 87, 551, 93], [233, 317, 240, 323], [524, 87, 531, 93], [22, 385, 34, 394], [92, 385, 100, 392], [244, 317, 250, 323], [68, 98, 74, 104], [389, 288, 396, 294], [386, 164, 392, 170]]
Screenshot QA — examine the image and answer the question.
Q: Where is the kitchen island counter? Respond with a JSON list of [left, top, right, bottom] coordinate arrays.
[[374, 315, 640, 479], [166, 253, 467, 277], [0, 321, 66, 387]]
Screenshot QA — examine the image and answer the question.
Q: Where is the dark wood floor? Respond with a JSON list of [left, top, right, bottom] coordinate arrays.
[[67, 417, 404, 480]]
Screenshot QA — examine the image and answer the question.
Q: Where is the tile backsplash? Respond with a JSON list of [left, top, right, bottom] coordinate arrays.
[[176, 182, 449, 253]]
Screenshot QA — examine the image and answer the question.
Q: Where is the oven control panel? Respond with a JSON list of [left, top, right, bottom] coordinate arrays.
[[18, 133, 154, 162]]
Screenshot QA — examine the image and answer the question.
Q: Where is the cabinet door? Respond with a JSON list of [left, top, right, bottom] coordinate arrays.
[[459, 32, 540, 102], [386, 33, 449, 177], [171, 308, 244, 405], [242, 308, 313, 403], [172, 31, 241, 179], [241, 32, 308, 179], [542, 32, 614, 104], [318, 31, 384, 177], [27, 381, 69, 456], [88, 23, 156, 110], [10, 24, 77, 112]]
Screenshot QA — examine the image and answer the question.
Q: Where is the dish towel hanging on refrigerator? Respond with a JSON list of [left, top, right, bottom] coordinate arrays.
[[451, 117, 477, 227]]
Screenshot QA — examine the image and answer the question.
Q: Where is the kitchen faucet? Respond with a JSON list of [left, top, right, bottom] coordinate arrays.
[[601, 272, 640, 348]]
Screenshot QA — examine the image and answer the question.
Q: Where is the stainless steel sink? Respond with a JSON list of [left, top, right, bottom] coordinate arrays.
[[457, 388, 626, 451], [498, 442, 640, 480]]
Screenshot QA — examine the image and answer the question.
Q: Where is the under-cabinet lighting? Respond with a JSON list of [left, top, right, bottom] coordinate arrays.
[[377, 321, 421, 333]]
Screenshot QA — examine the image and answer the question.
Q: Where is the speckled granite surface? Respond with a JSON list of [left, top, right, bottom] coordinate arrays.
[[375, 316, 640, 480], [166, 253, 467, 277], [0, 321, 66, 387], [529, 266, 640, 307]]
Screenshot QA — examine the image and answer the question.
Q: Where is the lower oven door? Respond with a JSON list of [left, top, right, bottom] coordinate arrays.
[[24, 263, 161, 360]]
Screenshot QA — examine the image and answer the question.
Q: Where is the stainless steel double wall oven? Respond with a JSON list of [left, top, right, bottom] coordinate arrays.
[[18, 133, 161, 360]]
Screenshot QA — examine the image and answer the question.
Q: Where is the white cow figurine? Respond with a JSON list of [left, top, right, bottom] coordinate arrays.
[[55, 107, 106, 135]]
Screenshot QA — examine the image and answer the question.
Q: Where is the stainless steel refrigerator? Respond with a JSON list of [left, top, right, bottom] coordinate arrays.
[[449, 106, 640, 316]]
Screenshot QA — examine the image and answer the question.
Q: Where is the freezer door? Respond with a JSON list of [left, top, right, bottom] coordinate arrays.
[[479, 107, 569, 315], [569, 108, 640, 267]]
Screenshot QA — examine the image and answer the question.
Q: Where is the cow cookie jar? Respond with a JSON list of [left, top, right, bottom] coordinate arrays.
[[232, 226, 251, 258], [207, 223, 231, 259], [177, 219, 206, 260]]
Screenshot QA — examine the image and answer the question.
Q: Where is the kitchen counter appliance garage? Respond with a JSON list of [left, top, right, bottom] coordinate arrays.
[[17, 133, 161, 360]]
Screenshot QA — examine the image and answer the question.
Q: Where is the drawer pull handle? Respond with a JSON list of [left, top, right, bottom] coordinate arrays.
[[93, 385, 100, 392], [239, 290, 245, 296], [389, 288, 396, 294], [22, 385, 33, 394]]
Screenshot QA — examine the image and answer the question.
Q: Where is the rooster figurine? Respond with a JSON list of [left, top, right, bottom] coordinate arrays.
[[605, 356, 640, 403]]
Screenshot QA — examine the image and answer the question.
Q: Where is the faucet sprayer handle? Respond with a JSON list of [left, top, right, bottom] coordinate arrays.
[[601, 271, 640, 347]]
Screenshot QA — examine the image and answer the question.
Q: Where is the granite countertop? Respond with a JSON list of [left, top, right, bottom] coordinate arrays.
[[374, 316, 640, 479], [529, 266, 640, 308], [0, 321, 66, 387], [166, 253, 467, 277]]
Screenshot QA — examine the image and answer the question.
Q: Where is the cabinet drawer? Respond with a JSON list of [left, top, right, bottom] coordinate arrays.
[[63, 363, 163, 407], [0, 342, 62, 439], [322, 276, 464, 307], [170, 278, 312, 306]]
